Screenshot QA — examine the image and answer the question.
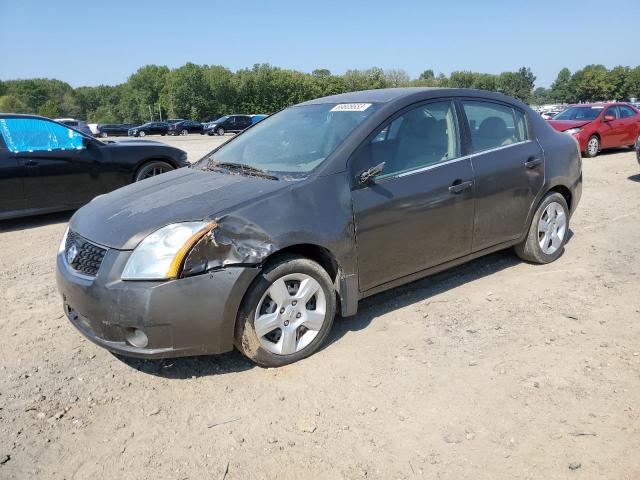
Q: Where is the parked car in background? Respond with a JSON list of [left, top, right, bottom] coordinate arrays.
[[165, 119, 184, 126], [204, 115, 252, 135], [250, 114, 269, 124], [56, 88, 582, 367], [54, 118, 94, 136], [549, 103, 640, 157], [97, 123, 136, 137], [541, 111, 562, 120], [128, 122, 169, 137], [0, 114, 188, 220], [168, 120, 204, 136]]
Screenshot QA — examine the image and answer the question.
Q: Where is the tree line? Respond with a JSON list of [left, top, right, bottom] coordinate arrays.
[[0, 63, 638, 124]]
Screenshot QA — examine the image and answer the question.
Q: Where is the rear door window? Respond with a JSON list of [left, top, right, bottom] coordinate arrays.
[[604, 106, 620, 119], [619, 105, 637, 118], [461, 100, 528, 153]]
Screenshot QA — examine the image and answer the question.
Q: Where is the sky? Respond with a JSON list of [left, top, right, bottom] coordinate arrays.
[[1, 0, 638, 88]]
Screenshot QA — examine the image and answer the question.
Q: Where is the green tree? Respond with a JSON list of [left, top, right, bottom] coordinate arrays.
[[311, 69, 331, 79], [448, 71, 476, 88], [0, 94, 27, 113], [549, 68, 574, 103], [497, 67, 535, 102], [571, 64, 612, 102], [385, 69, 410, 87], [419, 69, 435, 81], [531, 87, 551, 105], [608, 66, 630, 100]]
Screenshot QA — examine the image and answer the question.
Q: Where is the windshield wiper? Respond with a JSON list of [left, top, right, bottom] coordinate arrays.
[[205, 160, 278, 180]]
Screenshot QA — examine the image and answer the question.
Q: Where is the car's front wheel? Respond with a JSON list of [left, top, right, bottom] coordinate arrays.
[[217, 127, 225, 136], [515, 192, 569, 264], [134, 160, 174, 182], [235, 255, 336, 367], [584, 135, 599, 158], [139, 131, 146, 137], [181, 129, 188, 136], [100, 132, 108, 138]]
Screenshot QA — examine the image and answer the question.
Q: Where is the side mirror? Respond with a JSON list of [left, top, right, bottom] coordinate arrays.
[[359, 162, 385, 184], [603, 114, 616, 122], [82, 136, 92, 148]]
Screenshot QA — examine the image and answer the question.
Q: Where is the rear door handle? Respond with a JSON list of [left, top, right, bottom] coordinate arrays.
[[449, 179, 473, 194], [23, 159, 39, 167], [525, 156, 543, 168]]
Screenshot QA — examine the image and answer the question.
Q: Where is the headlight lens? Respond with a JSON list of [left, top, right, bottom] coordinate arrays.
[[565, 127, 582, 135], [59, 226, 69, 254], [121, 222, 215, 280]]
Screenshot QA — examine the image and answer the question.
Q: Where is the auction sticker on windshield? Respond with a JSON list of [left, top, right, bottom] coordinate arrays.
[[330, 103, 372, 112]]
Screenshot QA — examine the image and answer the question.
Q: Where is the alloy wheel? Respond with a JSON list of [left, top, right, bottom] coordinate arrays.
[[254, 273, 327, 355], [537, 201, 567, 255], [587, 137, 599, 156]]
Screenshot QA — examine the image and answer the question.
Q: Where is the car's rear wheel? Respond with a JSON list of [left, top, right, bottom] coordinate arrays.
[[235, 255, 336, 367], [584, 135, 599, 158], [139, 131, 146, 137], [515, 192, 569, 264], [217, 127, 225, 136], [181, 129, 188, 136], [134, 160, 174, 182]]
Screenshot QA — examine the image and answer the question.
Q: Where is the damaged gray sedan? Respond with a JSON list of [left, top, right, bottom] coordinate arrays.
[[56, 88, 582, 367]]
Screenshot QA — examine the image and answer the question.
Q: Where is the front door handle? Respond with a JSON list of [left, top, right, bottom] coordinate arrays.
[[525, 156, 543, 168], [449, 179, 473, 194]]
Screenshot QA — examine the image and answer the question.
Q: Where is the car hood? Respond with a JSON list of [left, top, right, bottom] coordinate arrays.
[[548, 120, 592, 132], [69, 167, 288, 250]]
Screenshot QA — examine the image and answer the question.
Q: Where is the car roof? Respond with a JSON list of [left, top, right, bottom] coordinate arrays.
[[568, 103, 623, 108], [1, 113, 65, 121], [297, 87, 523, 106]]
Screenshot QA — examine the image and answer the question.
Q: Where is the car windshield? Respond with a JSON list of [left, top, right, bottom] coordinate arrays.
[[212, 116, 229, 123], [196, 103, 379, 177], [553, 107, 603, 121]]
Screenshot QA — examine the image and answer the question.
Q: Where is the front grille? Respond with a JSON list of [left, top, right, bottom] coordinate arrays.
[[65, 231, 107, 277]]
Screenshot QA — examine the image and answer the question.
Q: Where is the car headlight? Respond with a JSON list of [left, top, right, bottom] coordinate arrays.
[[121, 222, 216, 280], [59, 226, 70, 254], [564, 127, 582, 135]]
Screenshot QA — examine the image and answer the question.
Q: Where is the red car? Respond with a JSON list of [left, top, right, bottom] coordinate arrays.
[[548, 103, 640, 158]]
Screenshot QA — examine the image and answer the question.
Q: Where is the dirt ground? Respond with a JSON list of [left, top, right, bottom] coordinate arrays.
[[1, 141, 639, 480]]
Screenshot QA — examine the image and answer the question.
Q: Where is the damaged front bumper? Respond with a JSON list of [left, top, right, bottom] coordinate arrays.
[[56, 247, 259, 359]]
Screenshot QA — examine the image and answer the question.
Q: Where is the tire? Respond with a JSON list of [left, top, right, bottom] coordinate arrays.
[[235, 255, 337, 367], [181, 129, 188, 136], [584, 135, 599, 158], [217, 127, 225, 136], [100, 132, 108, 138], [139, 131, 146, 137], [134, 160, 174, 182], [515, 192, 569, 264]]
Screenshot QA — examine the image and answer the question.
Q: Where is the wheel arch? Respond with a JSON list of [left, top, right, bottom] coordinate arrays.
[[132, 157, 179, 182], [243, 242, 357, 318], [547, 184, 572, 212], [263, 244, 340, 284]]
